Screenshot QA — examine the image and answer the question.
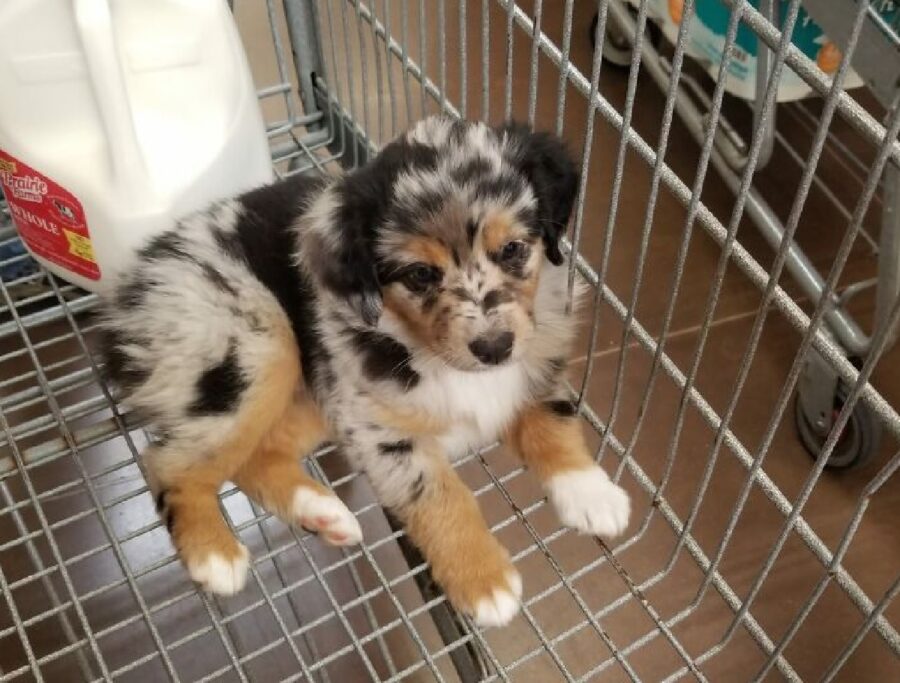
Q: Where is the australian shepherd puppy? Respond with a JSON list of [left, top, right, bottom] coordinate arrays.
[[99, 117, 630, 627]]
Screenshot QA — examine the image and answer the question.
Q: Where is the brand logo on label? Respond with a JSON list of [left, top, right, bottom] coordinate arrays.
[[0, 170, 48, 203]]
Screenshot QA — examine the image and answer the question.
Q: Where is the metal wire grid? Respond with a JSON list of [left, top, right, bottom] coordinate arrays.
[[1, 0, 899, 680]]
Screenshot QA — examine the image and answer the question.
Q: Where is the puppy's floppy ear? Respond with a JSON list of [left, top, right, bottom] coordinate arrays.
[[302, 135, 436, 325], [302, 163, 390, 326], [498, 123, 580, 266]]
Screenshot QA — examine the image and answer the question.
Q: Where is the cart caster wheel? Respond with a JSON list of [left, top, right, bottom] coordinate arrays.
[[794, 380, 881, 469], [589, 8, 660, 68]]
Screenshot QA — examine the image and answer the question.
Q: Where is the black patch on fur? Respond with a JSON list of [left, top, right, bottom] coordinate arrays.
[[139, 231, 194, 263], [466, 218, 478, 247], [544, 399, 578, 418], [378, 439, 414, 456], [400, 141, 440, 172], [367, 139, 439, 179], [376, 259, 409, 286], [122, 235, 206, 301], [390, 189, 447, 230], [189, 340, 247, 415], [408, 473, 426, 505], [471, 172, 527, 206], [230, 174, 336, 394], [488, 250, 529, 279], [452, 157, 493, 186], [482, 288, 513, 311], [451, 247, 461, 267], [116, 272, 153, 309], [200, 262, 238, 297], [549, 357, 567, 374], [351, 329, 420, 390], [448, 118, 469, 144], [99, 329, 149, 391], [154, 490, 174, 533]]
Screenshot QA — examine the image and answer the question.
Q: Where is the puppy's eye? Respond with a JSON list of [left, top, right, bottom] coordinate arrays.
[[402, 264, 441, 292], [499, 241, 530, 263]]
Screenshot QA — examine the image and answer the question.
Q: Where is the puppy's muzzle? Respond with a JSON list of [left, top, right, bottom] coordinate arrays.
[[468, 331, 514, 365]]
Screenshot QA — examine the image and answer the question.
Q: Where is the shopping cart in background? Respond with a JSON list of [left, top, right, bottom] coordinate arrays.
[[595, 0, 900, 469], [1, 1, 899, 681]]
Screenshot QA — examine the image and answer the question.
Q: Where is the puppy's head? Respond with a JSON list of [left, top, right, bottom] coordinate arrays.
[[302, 117, 579, 371]]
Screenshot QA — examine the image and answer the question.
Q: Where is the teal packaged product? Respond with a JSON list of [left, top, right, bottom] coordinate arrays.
[[633, 0, 873, 101]]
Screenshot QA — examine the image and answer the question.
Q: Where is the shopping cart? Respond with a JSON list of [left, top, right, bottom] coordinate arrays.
[[1, 1, 898, 681], [596, 0, 900, 469]]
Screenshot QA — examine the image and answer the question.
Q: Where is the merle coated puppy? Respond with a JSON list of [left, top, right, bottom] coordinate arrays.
[[100, 117, 630, 627]]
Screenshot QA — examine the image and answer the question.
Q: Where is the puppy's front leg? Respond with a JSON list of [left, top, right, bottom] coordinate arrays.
[[355, 438, 522, 628], [506, 399, 631, 538]]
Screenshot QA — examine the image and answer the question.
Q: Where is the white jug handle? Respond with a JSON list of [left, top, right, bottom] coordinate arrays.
[[73, 0, 148, 201]]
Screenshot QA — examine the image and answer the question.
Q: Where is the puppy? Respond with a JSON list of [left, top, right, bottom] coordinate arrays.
[[99, 117, 630, 627]]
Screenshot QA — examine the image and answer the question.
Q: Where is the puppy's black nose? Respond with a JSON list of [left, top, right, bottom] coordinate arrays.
[[469, 332, 514, 365]]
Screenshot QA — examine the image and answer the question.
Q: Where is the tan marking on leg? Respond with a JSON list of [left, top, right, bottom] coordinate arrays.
[[399, 457, 521, 626], [154, 318, 302, 487], [506, 403, 631, 538], [151, 318, 303, 594], [505, 403, 594, 482], [232, 397, 330, 520], [158, 467, 249, 594], [232, 396, 361, 546]]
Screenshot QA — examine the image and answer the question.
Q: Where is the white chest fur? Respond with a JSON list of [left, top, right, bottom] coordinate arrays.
[[410, 362, 530, 458]]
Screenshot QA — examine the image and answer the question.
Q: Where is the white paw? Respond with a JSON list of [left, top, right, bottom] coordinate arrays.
[[292, 488, 363, 546], [472, 570, 523, 628], [547, 467, 631, 538], [187, 545, 250, 596]]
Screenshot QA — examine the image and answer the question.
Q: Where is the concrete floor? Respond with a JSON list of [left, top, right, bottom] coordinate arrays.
[[1, 1, 898, 681]]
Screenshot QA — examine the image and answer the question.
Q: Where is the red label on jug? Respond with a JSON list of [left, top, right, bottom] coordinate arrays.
[[0, 150, 100, 281]]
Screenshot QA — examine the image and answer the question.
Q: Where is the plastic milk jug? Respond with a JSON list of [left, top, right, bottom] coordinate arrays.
[[0, 0, 274, 291]]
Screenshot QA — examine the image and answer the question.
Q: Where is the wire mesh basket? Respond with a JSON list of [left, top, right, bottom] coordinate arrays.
[[1, 1, 899, 681]]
